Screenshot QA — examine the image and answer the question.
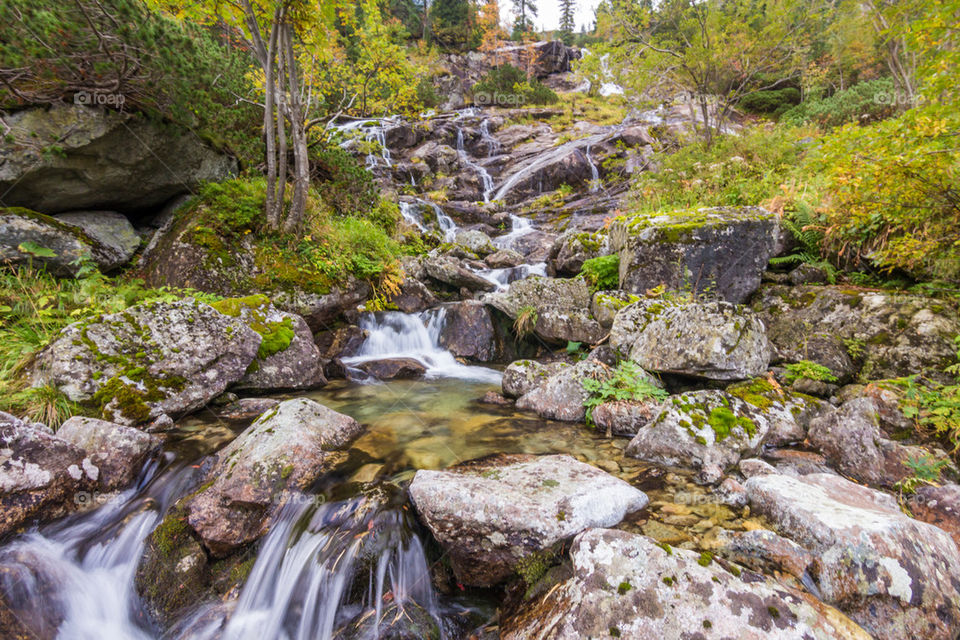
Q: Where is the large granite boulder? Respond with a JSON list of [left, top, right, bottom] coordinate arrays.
[[609, 207, 783, 303], [54, 211, 141, 267], [185, 398, 363, 556], [0, 104, 236, 214], [408, 454, 648, 587], [0, 412, 97, 537], [30, 299, 261, 425], [421, 255, 497, 292], [549, 229, 609, 276], [501, 360, 569, 398], [515, 360, 612, 422], [745, 471, 960, 639], [502, 528, 871, 640], [484, 276, 605, 345], [57, 416, 159, 490], [753, 285, 960, 382], [610, 299, 773, 380], [908, 483, 960, 548], [435, 301, 507, 362]]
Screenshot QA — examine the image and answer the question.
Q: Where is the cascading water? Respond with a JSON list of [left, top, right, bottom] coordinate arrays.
[[494, 214, 537, 250], [399, 199, 459, 241], [585, 145, 600, 192], [343, 310, 502, 383], [479, 119, 500, 156], [455, 127, 494, 202], [474, 262, 548, 291], [329, 118, 395, 168], [492, 132, 611, 203]]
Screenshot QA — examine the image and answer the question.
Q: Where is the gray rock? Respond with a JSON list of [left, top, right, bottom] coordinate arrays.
[[516, 360, 610, 422], [186, 398, 363, 555], [484, 276, 604, 345], [454, 229, 496, 256], [0, 412, 96, 537], [609, 206, 783, 303], [745, 471, 960, 639], [435, 301, 503, 362], [422, 255, 497, 292], [57, 416, 159, 490], [484, 249, 525, 269], [610, 299, 772, 380], [908, 483, 960, 549], [501, 360, 567, 398], [0, 208, 125, 275], [501, 528, 871, 640], [213, 397, 281, 421], [408, 454, 648, 587], [754, 285, 960, 382], [54, 211, 141, 267], [549, 229, 608, 276], [356, 358, 427, 380], [0, 104, 236, 214], [589, 290, 637, 329], [389, 277, 438, 313], [30, 299, 261, 425], [591, 398, 664, 436]]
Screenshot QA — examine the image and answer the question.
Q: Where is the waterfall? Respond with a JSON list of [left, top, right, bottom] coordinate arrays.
[[586, 145, 600, 192], [343, 310, 501, 383], [399, 201, 427, 232], [479, 119, 500, 156], [399, 199, 459, 241], [329, 118, 395, 168], [494, 214, 537, 250], [455, 126, 494, 202], [475, 262, 548, 291], [492, 132, 610, 203]]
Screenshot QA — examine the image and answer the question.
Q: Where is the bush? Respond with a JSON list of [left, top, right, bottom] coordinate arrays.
[[472, 64, 559, 106], [780, 79, 897, 128], [310, 142, 379, 217], [739, 87, 801, 114], [580, 255, 620, 291], [582, 361, 668, 426]]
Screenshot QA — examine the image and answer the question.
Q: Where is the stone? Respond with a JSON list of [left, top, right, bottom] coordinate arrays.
[[501, 360, 568, 398], [788, 263, 830, 285], [0, 208, 127, 275], [0, 412, 96, 537], [589, 290, 637, 329], [516, 360, 611, 422], [710, 528, 816, 581], [454, 229, 496, 256], [422, 255, 497, 292], [501, 528, 871, 640], [549, 230, 608, 276], [30, 299, 261, 425], [56, 416, 159, 490], [484, 249, 525, 269], [745, 471, 960, 639], [908, 483, 960, 548], [185, 398, 363, 556], [355, 358, 427, 380], [610, 299, 773, 381], [54, 211, 141, 267], [754, 284, 960, 382], [626, 390, 778, 484], [484, 276, 604, 345], [0, 104, 236, 214], [213, 397, 280, 421], [591, 399, 664, 436], [408, 454, 648, 587], [609, 206, 784, 303], [435, 301, 503, 362], [389, 277, 438, 314]]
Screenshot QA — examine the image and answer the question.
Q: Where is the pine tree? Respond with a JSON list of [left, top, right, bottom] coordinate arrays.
[[558, 0, 575, 44], [511, 0, 538, 39]]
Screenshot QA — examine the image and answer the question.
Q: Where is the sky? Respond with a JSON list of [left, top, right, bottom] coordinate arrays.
[[500, 0, 601, 32]]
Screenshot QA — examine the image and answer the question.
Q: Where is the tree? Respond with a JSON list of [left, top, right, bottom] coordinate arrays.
[[478, 0, 506, 53], [512, 0, 538, 39], [603, 0, 816, 144], [430, 0, 476, 49], [558, 0, 576, 44]]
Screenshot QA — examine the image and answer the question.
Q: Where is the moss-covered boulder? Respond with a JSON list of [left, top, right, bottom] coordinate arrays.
[[515, 360, 613, 422], [0, 207, 128, 275], [549, 229, 609, 276], [753, 284, 960, 382], [212, 295, 326, 392], [185, 398, 364, 556], [610, 299, 772, 381], [29, 299, 261, 425], [57, 416, 159, 490], [609, 206, 784, 303], [484, 276, 605, 345], [501, 360, 569, 398]]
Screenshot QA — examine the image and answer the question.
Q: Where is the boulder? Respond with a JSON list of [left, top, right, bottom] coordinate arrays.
[[435, 301, 502, 362], [54, 211, 141, 267], [908, 483, 960, 548], [454, 229, 496, 257], [210, 296, 326, 392], [591, 399, 663, 436], [356, 358, 427, 380], [388, 277, 438, 314], [484, 249, 525, 269], [56, 416, 159, 490], [626, 390, 782, 484], [549, 230, 609, 276], [30, 299, 261, 425], [501, 360, 568, 398], [589, 290, 637, 328], [753, 285, 960, 382], [408, 454, 648, 587], [0, 208, 127, 275], [0, 412, 96, 537], [0, 104, 236, 214], [516, 360, 611, 422], [501, 528, 871, 640], [422, 255, 497, 292], [610, 299, 773, 381], [609, 207, 783, 303], [484, 276, 604, 345], [745, 471, 960, 639], [212, 397, 280, 421], [185, 398, 363, 555]]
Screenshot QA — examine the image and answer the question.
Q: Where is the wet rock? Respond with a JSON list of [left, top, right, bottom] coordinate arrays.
[[355, 358, 427, 380], [516, 360, 611, 422], [484, 276, 604, 345], [410, 141, 459, 173], [454, 229, 496, 257], [0, 412, 96, 537], [501, 528, 871, 640], [807, 396, 948, 488], [57, 416, 159, 490], [710, 528, 816, 581], [0, 208, 128, 275], [212, 296, 327, 393], [610, 299, 772, 381], [422, 255, 497, 292], [625, 390, 777, 484], [609, 206, 783, 303], [54, 211, 141, 267], [549, 229, 608, 276], [908, 483, 960, 548], [484, 248, 525, 269], [30, 299, 261, 425], [315, 325, 367, 361], [745, 471, 960, 639], [591, 399, 663, 436], [408, 454, 648, 587], [212, 397, 280, 421], [501, 360, 568, 398], [481, 391, 511, 405], [0, 104, 236, 214], [389, 277, 438, 314], [186, 398, 364, 556], [436, 301, 503, 362], [589, 290, 637, 329], [753, 284, 960, 382]]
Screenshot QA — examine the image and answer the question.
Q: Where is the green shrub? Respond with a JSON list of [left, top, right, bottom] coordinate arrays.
[[580, 255, 620, 291], [780, 79, 897, 128], [582, 361, 668, 426], [310, 143, 380, 217], [472, 64, 559, 106], [783, 360, 839, 384], [738, 87, 801, 114]]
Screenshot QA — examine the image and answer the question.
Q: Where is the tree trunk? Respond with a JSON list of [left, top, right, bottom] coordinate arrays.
[[263, 13, 282, 229], [282, 23, 310, 234]]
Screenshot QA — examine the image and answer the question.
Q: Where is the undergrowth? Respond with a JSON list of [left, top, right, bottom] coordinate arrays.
[[582, 361, 668, 427]]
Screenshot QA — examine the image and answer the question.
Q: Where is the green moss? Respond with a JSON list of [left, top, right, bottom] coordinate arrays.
[[698, 552, 713, 567], [515, 550, 554, 586], [152, 512, 191, 557], [617, 580, 632, 594], [706, 406, 757, 440], [727, 378, 777, 410], [212, 295, 294, 359]]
